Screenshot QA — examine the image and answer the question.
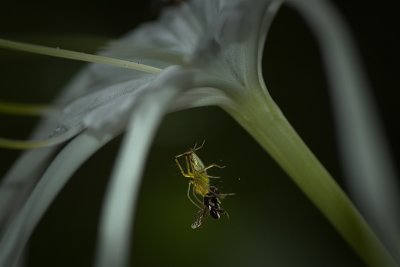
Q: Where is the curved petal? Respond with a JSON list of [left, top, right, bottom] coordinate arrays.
[[0, 131, 114, 267], [0, 69, 99, 232], [0, 147, 60, 234], [95, 66, 193, 267], [59, 75, 154, 130]]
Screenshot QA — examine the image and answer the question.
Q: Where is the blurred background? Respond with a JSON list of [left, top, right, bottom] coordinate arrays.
[[0, 0, 399, 266]]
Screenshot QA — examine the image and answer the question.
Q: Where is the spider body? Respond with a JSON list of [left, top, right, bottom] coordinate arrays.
[[175, 142, 233, 228], [175, 141, 224, 208]]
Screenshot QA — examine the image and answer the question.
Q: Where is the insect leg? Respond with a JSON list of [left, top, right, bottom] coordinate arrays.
[[223, 209, 230, 219], [218, 192, 236, 199]]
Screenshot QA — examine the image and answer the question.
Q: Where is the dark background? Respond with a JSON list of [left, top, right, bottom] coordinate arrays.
[[0, 0, 399, 266]]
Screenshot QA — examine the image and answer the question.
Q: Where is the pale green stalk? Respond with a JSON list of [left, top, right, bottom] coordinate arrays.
[[224, 90, 397, 267]]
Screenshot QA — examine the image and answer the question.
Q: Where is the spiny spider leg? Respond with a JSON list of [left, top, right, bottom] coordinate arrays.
[[187, 182, 201, 209]]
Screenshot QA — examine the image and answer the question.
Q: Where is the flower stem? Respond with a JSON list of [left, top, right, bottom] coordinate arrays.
[[227, 92, 397, 267]]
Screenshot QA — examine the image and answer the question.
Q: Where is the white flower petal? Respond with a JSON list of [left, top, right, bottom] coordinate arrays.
[[0, 147, 59, 234], [95, 66, 193, 267], [60, 76, 154, 130], [0, 132, 113, 266]]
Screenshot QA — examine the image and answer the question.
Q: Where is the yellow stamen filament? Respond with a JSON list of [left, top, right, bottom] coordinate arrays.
[[0, 37, 165, 150], [0, 101, 58, 117], [0, 38, 162, 74], [0, 127, 81, 150]]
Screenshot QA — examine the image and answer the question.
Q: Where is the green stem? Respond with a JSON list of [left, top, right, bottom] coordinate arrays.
[[226, 92, 397, 267]]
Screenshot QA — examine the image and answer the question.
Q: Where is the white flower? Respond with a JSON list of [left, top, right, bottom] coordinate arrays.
[[0, 0, 398, 266]]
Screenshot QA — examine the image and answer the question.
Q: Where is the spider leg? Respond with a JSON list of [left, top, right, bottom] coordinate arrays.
[[192, 140, 206, 152], [187, 182, 202, 209], [175, 158, 191, 178], [175, 149, 190, 158], [204, 163, 226, 170], [185, 154, 192, 175], [199, 163, 224, 178], [191, 186, 203, 206]]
